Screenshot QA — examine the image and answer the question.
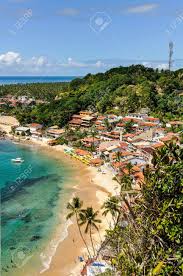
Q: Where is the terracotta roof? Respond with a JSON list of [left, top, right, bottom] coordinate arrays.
[[96, 126, 106, 130], [98, 116, 106, 120], [30, 123, 42, 127], [146, 117, 159, 121], [123, 133, 136, 138], [152, 142, 164, 149], [116, 122, 125, 127], [132, 166, 141, 172], [122, 117, 134, 122], [90, 158, 104, 165], [169, 121, 183, 125], [134, 172, 144, 182], [160, 135, 178, 142], [69, 119, 82, 125], [139, 122, 157, 127], [95, 121, 102, 125], [119, 142, 128, 148], [121, 151, 133, 156], [112, 161, 125, 168], [82, 137, 100, 142], [75, 149, 91, 156]]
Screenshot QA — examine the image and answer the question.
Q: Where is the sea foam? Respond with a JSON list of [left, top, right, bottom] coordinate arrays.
[[39, 218, 73, 274]]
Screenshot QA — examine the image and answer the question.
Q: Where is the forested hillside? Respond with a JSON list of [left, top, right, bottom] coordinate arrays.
[[1, 65, 183, 126]]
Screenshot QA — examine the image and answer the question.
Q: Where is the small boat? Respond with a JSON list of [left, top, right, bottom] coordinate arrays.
[[11, 157, 24, 163]]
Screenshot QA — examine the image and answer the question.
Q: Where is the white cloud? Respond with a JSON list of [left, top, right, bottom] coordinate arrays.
[[157, 63, 169, 70], [31, 56, 48, 67], [0, 51, 22, 65], [127, 4, 158, 14], [0, 52, 108, 75], [142, 61, 169, 70], [0, 51, 177, 76]]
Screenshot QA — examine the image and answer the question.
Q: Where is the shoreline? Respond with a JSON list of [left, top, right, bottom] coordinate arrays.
[[5, 137, 117, 275]]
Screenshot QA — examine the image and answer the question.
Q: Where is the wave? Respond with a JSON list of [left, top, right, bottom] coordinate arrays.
[[39, 217, 73, 274]]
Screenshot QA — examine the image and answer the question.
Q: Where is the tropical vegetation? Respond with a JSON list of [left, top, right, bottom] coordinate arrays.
[[1, 65, 183, 126], [67, 143, 183, 275]]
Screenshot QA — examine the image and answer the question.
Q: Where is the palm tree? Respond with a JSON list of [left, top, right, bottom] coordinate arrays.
[[90, 127, 98, 152], [115, 151, 121, 162], [102, 196, 120, 226], [79, 207, 101, 256], [120, 175, 132, 192], [126, 162, 133, 175], [104, 118, 112, 131], [66, 197, 91, 257]]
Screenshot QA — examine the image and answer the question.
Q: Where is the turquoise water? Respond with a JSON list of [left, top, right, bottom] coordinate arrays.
[[0, 140, 73, 275]]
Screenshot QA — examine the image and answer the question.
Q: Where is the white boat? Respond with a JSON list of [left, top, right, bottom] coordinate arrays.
[[11, 157, 24, 163]]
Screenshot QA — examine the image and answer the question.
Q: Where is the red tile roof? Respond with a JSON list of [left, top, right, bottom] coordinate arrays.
[[75, 149, 91, 156], [169, 121, 183, 125], [123, 133, 136, 138], [30, 123, 42, 127], [146, 117, 159, 121], [90, 158, 104, 165], [119, 142, 128, 148], [82, 137, 100, 143], [152, 142, 164, 149], [69, 119, 82, 125], [160, 135, 179, 142], [96, 126, 106, 130], [116, 123, 125, 127], [139, 122, 157, 127]]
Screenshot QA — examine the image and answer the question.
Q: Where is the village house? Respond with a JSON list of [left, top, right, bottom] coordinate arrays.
[[80, 115, 96, 128], [69, 114, 83, 128], [146, 117, 160, 124], [96, 125, 107, 133], [79, 110, 94, 117], [166, 121, 183, 128], [46, 126, 65, 138], [69, 112, 96, 129], [138, 122, 158, 131], [27, 123, 43, 138], [152, 128, 166, 141], [15, 126, 30, 135], [90, 158, 104, 167], [100, 131, 121, 141], [81, 137, 100, 148], [126, 113, 148, 120]]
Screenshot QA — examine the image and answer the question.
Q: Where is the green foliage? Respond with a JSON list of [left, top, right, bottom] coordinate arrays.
[[105, 144, 183, 275], [1, 65, 183, 126]]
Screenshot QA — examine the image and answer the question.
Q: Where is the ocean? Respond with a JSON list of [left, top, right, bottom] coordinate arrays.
[[0, 76, 78, 85], [0, 140, 73, 275]]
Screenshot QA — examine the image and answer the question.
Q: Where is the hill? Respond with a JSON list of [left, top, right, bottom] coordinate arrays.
[[0, 65, 183, 126]]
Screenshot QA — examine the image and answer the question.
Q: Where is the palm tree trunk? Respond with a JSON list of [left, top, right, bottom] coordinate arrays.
[[75, 213, 91, 258], [89, 226, 96, 257], [123, 196, 136, 222]]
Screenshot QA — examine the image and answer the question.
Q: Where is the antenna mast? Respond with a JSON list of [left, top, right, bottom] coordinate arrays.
[[168, 41, 174, 71]]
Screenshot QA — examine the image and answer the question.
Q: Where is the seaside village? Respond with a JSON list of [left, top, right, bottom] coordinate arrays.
[[0, 107, 182, 275]]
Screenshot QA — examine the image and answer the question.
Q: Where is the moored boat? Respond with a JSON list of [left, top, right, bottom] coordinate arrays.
[[11, 157, 24, 163]]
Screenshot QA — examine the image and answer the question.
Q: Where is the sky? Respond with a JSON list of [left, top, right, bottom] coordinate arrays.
[[0, 0, 183, 76]]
